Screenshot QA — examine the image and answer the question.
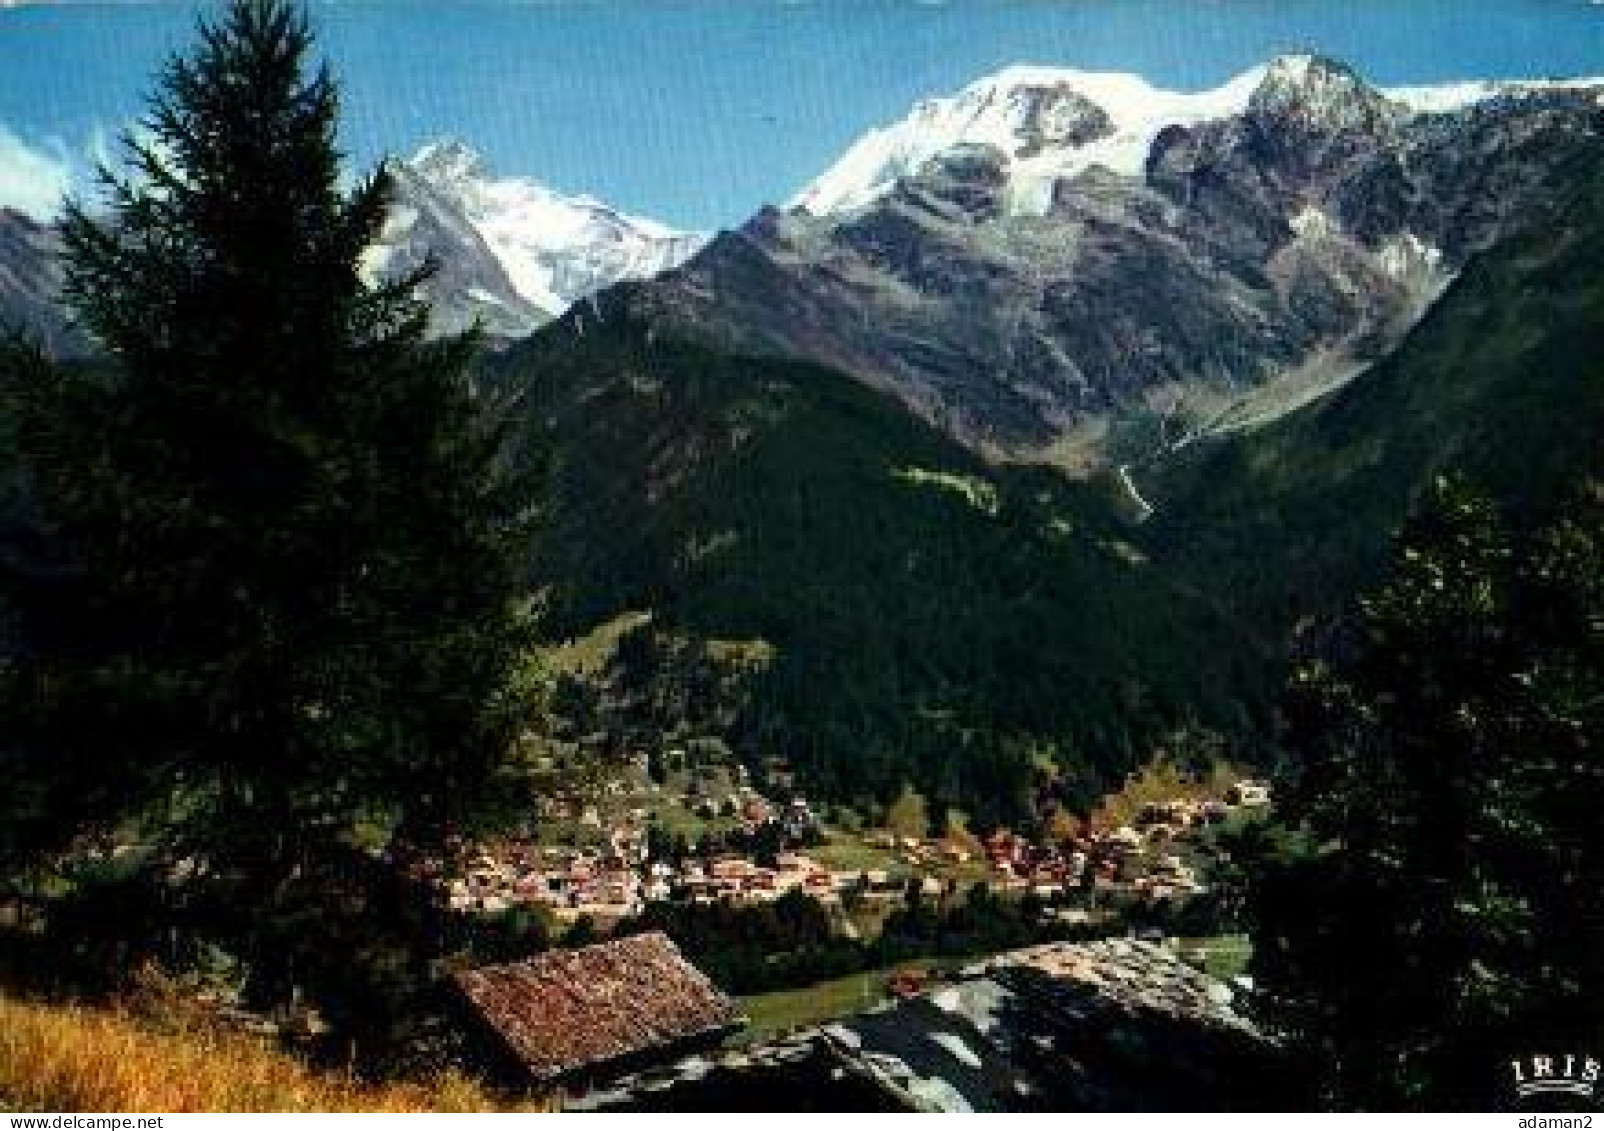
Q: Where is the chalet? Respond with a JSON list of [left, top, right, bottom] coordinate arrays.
[[709, 856, 751, 881], [578, 936, 1287, 1111], [803, 871, 834, 895], [1151, 854, 1202, 895], [1138, 799, 1201, 829], [985, 830, 1028, 872], [885, 969, 929, 998], [1227, 780, 1272, 808], [1105, 826, 1143, 856], [453, 932, 744, 1090]]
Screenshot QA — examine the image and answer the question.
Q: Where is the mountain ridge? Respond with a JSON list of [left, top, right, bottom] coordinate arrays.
[[588, 55, 1604, 465], [498, 150, 1604, 814], [490, 316, 1275, 820], [1142, 152, 1604, 635], [1, 140, 706, 350], [792, 54, 1604, 218], [369, 139, 708, 337]]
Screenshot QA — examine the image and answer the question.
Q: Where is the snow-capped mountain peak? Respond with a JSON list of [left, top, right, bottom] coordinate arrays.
[[791, 63, 1265, 216], [627, 54, 1604, 463], [1249, 53, 1400, 133], [409, 138, 489, 186], [368, 138, 709, 337], [792, 58, 1604, 219]]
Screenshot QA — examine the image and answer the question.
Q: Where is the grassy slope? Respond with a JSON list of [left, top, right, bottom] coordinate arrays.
[[1145, 171, 1604, 635], [493, 322, 1272, 820], [0, 992, 525, 1113], [736, 967, 897, 1043]]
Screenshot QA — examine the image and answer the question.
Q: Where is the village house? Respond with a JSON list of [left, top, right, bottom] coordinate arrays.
[[1146, 853, 1203, 899], [453, 933, 744, 1091], [1104, 826, 1143, 858], [1227, 780, 1272, 808], [984, 830, 1029, 874]]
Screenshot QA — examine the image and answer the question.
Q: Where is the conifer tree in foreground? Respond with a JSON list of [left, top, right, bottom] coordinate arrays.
[[0, 0, 535, 1007], [1250, 478, 1604, 1109]]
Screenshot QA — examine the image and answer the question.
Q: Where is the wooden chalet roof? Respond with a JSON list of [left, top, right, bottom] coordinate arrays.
[[453, 932, 742, 1084]]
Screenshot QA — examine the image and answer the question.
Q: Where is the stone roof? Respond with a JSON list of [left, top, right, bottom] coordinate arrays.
[[453, 932, 742, 1084], [574, 937, 1285, 1112], [970, 939, 1257, 1037]]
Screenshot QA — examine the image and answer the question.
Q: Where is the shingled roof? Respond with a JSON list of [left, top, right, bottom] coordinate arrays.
[[453, 932, 743, 1085]]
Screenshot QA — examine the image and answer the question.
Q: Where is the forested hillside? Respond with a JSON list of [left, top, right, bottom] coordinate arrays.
[[1145, 160, 1604, 637], [493, 324, 1273, 822], [499, 161, 1604, 821]]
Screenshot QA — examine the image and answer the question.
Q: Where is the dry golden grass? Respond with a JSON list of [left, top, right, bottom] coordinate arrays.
[[0, 992, 539, 1113]]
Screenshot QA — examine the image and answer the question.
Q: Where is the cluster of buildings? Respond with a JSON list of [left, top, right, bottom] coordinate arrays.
[[864, 832, 975, 868], [671, 852, 854, 905], [432, 779, 828, 920], [432, 822, 650, 921], [975, 778, 1274, 904], [431, 769, 1272, 923], [689, 790, 821, 844], [1084, 778, 1273, 900], [438, 841, 909, 920]]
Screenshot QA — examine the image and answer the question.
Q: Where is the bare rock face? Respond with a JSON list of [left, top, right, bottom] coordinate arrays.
[[1012, 84, 1116, 155], [0, 208, 82, 356], [369, 148, 548, 339], [579, 56, 1604, 465], [369, 140, 709, 340]]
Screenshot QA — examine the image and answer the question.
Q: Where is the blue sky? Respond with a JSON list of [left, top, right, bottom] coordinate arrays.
[[3, 1, 1604, 229]]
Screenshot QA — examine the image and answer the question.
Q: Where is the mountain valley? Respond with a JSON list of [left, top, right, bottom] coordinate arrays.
[[3, 53, 1601, 817]]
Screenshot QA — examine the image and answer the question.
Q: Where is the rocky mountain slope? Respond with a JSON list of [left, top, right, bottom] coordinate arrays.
[[367, 140, 707, 337], [589, 56, 1603, 464], [373, 140, 708, 335], [0, 141, 705, 349], [1143, 154, 1604, 636], [502, 141, 1604, 816], [0, 208, 77, 355], [490, 311, 1276, 820]]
